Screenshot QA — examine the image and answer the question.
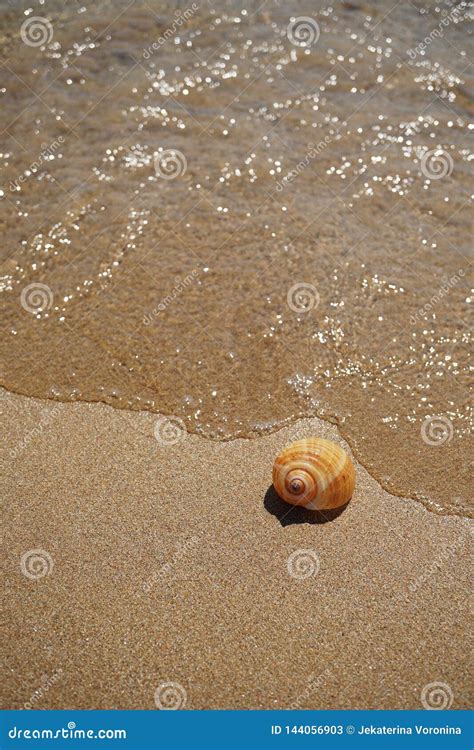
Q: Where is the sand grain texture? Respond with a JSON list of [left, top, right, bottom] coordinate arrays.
[[2, 391, 472, 710]]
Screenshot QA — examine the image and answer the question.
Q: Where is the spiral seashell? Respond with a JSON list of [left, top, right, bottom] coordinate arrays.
[[272, 438, 355, 510]]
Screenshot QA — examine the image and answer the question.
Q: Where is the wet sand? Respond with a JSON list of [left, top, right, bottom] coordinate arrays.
[[1, 0, 472, 516], [2, 389, 472, 710]]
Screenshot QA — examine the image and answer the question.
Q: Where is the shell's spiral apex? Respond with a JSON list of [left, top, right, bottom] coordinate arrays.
[[272, 438, 356, 510]]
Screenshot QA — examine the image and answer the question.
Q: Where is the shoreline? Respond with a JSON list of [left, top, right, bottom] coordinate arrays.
[[2, 388, 472, 710], [3, 385, 469, 522]]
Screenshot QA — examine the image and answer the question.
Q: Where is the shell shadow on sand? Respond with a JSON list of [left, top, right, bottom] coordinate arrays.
[[264, 485, 349, 527]]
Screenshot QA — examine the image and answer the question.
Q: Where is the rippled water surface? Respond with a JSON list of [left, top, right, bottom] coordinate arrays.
[[1, 0, 472, 515]]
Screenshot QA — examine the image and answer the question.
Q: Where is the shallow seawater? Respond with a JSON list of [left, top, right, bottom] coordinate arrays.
[[1, 0, 472, 516]]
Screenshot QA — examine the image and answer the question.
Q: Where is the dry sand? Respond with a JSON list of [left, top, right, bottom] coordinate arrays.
[[1, 389, 472, 710]]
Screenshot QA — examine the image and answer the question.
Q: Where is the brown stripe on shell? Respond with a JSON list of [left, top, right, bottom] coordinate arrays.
[[272, 438, 356, 510]]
